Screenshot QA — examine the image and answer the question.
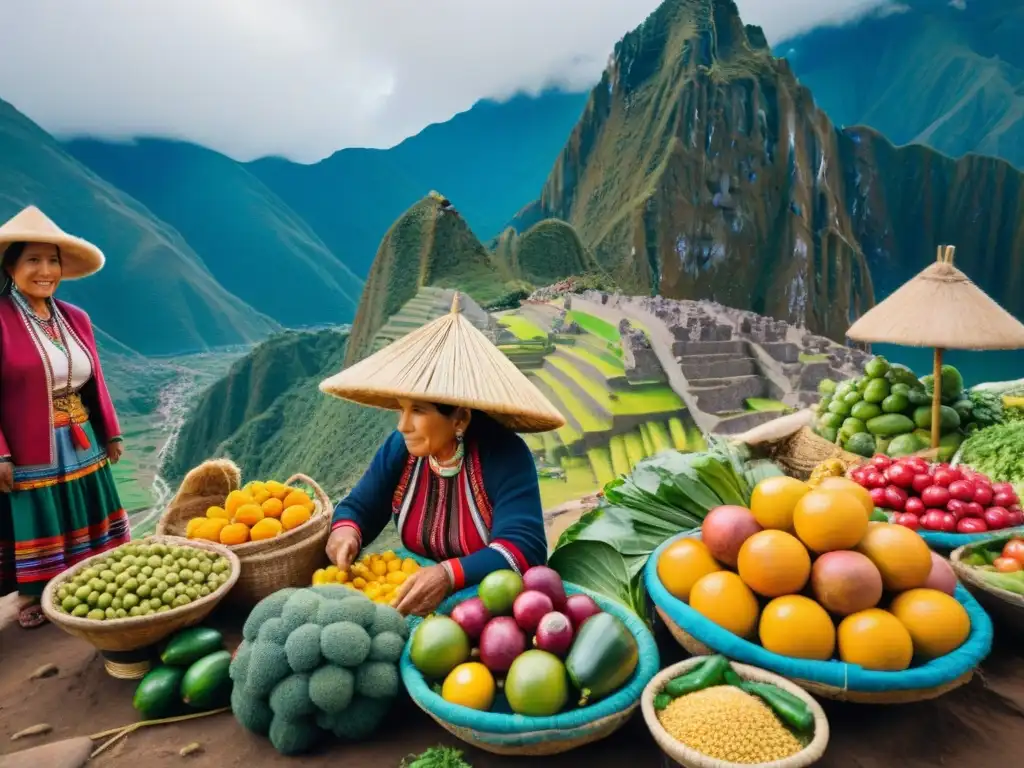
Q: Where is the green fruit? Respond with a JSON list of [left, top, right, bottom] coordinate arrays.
[[862, 378, 891, 404], [890, 383, 911, 396], [818, 412, 844, 430], [505, 650, 569, 716], [886, 364, 919, 388], [888, 433, 925, 458], [409, 616, 470, 679], [817, 426, 839, 443], [134, 665, 187, 719], [478, 570, 524, 615], [880, 393, 910, 414], [566, 612, 639, 707], [850, 401, 882, 422], [818, 379, 836, 395], [940, 365, 965, 399], [842, 390, 862, 406], [840, 417, 866, 437], [937, 431, 964, 462], [907, 388, 932, 407], [912, 405, 961, 432], [86, 609, 105, 621], [72, 604, 90, 618], [844, 432, 876, 457], [181, 650, 232, 710], [865, 414, 916, 437], [827, 399, 852, 417], [864, 356, 890, 378], [61, 596, 79, 612]]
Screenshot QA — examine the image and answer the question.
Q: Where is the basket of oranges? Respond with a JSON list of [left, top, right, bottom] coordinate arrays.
[[157, 458, 332, 606]]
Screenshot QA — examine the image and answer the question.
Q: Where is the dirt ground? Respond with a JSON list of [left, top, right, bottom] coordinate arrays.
[[2, 603, 1023, 768]]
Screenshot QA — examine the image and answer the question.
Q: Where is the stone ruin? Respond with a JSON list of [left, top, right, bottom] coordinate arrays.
[[619, 318, 666, 384]]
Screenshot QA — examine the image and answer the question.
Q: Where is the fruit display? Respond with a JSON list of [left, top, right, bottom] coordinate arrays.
[[957, 535, 1024, 594], [186, 480, 316, 546], [813, 357, 989, 460], [807, 457, 860, 488], [408, 566, 640, 716], [849, 454, 1024, 534], [652, 656, 814, 764], [230, 585, 408, 756], [133, 626, 231, 718], [653, 476, 974, 671], [50, 541, 233, 620], [311, 550, 421, 603]]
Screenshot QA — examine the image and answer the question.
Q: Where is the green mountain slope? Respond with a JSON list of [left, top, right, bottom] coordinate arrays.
[[494, 219, 600, 285], [511, 0, 1024, 341], [780, 0, 1024, 169], [0, 97, 279, 354], [63, 139, 364, 326], [250, 91, 589, 275]]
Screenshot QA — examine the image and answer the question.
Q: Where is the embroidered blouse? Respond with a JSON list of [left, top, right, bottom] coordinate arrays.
[[331, 418, 548, 591]]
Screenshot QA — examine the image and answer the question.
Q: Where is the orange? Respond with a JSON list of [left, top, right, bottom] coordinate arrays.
[[261, 497, 284, 519], [856, 523, 932, 591], [737, 530, 811, 598], [251, 488, 271, 505], [749, 476, 809, 531], [792, 489, 869, 553], [185, 517, 206, 538], [225, 490, 254, 517], [205, 505, 230, 520], [233, 503, 265, 527], [283, 489, 314, 512], [264, 480, 290, 500], [250, 517, 284, 541], [817, 477, 874, 518], [656, 538, 721, 602], [889, 588, 971, 660], [759, 595, 836, 661], [281, 504, 312, 531], [194, 518, 229, 542], [689, 571, 760, 638], [219, 522, 251, 546], [837, 609, 913, 671]]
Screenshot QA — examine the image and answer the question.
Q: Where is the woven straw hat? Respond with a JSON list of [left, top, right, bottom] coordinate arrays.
[[319, 293, 567, 433], [0, 206, 105, 279], [847, 245, 1024, 350]]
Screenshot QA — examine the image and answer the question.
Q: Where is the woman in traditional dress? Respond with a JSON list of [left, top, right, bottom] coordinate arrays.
[[321, 293, 566, 616], [0, 206, 130, 629]]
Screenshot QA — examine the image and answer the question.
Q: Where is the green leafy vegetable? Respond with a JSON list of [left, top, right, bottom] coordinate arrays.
[[959, 422, 1024, 484], [547, 540, 646, 616], [980, 571, 1024, 596], [401, 746, 473, 768], [967, 389, 1005, 428]]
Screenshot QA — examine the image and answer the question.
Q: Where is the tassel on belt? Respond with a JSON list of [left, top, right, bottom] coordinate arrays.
[[53, 391, 92, 451]]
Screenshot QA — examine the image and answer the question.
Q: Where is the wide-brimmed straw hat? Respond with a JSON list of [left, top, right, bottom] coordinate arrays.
[[847, 245, 1024, 350], [0, 206, 105, 279], [319, 293, 566, 433]]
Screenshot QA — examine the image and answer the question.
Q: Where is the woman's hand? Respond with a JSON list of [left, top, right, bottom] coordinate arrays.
[[0, 462, 12, 493], [392, 564, 453, 617], [325, 526, 361, 570], [107, 442, 123, 464]]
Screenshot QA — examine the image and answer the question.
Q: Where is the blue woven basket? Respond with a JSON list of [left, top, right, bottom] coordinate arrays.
[[646, 531, 994, 704], [882, 519, 1024, 554], [400, 583, 660, 756]]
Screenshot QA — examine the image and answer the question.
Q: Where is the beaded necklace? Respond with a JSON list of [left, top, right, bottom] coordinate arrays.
[[11, 286, 74, 395], [428, 436, 465, 478]]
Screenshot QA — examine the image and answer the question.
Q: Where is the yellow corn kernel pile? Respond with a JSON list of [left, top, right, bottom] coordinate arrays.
[[657, 686, 803, 764], [311, 551, 420, 603]]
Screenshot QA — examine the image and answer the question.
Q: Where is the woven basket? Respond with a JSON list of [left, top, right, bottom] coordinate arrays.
[[157, 461, 333, 606], [767, 427, 862, 480], [950, 541, 1024, 634], [646, 532, 993, 704], [400, 584, 660, 756], [641, 656, 829, 767], [40, 535, 239, 653]]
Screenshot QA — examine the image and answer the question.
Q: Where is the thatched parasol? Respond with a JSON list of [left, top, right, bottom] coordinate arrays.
[[319, 292, 566, 433], [846, 245, 1024, 448]]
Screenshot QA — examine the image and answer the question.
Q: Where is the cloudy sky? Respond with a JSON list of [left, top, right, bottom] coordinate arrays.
[[0, 0, 893, 163]]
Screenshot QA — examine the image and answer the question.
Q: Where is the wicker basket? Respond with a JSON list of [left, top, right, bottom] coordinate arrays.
[[646, 532, 993, 704], [157, 461, 333, 606], [641, 656, 830, 768], [950, 541, 1024, 634], [767, 427, 862, 480], [41, 536, 239, 673], [400, 584, 660, 756]]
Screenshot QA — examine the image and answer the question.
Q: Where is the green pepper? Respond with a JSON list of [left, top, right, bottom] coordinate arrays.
[[740, 681, 814, 732], [723, 666, 743, 687], [665, 655, 730, 698], [653, 693, 672, 711]]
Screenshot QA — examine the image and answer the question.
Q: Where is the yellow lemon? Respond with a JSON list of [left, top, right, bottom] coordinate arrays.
[[442, 663, 496, 711]]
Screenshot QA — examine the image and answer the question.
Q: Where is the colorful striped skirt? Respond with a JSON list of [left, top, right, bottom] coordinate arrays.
[[0, 418, 130, 597]]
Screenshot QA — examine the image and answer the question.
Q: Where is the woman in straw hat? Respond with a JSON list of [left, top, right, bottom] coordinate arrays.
[[320, 293, 567, 616], [0, 206, 130, 629]]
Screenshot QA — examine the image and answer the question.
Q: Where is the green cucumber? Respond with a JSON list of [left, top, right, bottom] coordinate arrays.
[[161, 626, 225, 667], [565, 612, 639, 707], [133, 665, 186, 719], [181, 650, 233, 710], [664, 655, 730, 698]]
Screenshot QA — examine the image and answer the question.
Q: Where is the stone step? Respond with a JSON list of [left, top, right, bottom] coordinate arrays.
[[713, 410, 782, 435], [673, 340, 748, 357], [688, 375, 768, 414], [679, 356, 758, 379]]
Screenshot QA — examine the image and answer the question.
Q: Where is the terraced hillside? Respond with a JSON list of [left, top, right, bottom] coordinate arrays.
[[371, 286, 496, 353]]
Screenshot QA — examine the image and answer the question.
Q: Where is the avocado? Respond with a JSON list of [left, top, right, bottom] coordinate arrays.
[[912, 405, 961, 432], [862, 378, 891, 404], [865, 414, 916, 437], [881, 393, 910, 414], [864, 356, 890, 378], [888, 433, 925, 458], [850, 401, 883, 422]]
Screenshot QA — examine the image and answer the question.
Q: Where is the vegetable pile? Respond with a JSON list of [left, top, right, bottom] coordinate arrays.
[[653, 656, 811, 764], [133, 627, 232, 719], [408, 566, 640, 717], [230, 585, 408, 756], [51, 540, 232, 620], [813, 356, 998, 459], [959, 421, 1024, 488], [655, 476, 971, 671], [958, 535, 1024, 594], [849, 454, 1024, 534]]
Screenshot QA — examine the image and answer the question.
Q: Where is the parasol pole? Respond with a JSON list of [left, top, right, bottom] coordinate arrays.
[[930, 245, 955, 449]]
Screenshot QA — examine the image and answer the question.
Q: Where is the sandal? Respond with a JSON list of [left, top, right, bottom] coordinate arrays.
[[18, 602, 47, 629]]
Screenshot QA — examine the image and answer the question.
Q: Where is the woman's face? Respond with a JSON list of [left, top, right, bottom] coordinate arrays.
[[8, 243, 61, 300], [396, 399, 470, 458]]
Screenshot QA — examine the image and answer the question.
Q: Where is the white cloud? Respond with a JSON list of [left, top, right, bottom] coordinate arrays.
[[950, 0, 967, 10], [0, 0, 890, 162]]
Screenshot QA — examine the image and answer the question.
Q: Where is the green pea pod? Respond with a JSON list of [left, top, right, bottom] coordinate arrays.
[[665, 655, 730, 698], [653, 693, 672, 711], [740, 681, 814, 732]]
